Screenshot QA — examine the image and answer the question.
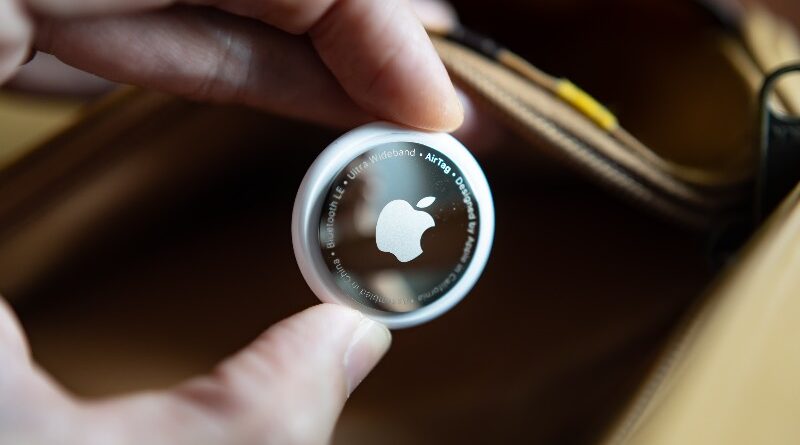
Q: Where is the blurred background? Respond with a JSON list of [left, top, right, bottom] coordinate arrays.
[[0, 0, 798, 443]]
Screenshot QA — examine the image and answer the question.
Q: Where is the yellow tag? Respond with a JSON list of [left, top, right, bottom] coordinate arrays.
[[555, 80, 619, 131]]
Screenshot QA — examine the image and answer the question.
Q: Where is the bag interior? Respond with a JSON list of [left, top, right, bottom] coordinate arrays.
[[7, 105, 714, 444]]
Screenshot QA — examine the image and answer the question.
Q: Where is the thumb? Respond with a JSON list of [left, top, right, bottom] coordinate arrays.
[[182, 303, 392, 444], [90, 304, 392, 445]]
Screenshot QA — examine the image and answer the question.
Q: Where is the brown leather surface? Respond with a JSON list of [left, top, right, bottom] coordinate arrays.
[[605, 173, 800, 445], [0, 91, 86, 170]]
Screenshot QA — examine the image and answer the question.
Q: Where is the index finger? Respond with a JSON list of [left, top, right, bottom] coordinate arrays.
[[27, 0, 464, 131]]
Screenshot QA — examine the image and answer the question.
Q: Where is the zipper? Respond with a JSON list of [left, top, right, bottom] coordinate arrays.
[[433, 37, 748, 228]]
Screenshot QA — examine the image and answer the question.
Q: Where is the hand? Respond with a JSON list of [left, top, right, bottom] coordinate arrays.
[[0, 298, 391, 444], [0, 0, 463, 131]]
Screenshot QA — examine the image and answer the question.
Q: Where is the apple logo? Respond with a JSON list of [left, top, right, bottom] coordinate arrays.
[[375, 196, 437, 263]]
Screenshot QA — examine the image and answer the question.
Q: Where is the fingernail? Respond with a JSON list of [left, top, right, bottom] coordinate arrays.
[[344, 317, 391, 396], [454, 88, 473, 131], [412, 0, 460, 34], [440, 83, 465, 132]]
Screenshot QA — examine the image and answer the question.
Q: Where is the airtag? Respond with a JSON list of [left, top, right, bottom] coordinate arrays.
[[292, 122, 494, 328]]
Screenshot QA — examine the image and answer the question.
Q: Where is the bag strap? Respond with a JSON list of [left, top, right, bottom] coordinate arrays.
[[429, 14, 798, 228]]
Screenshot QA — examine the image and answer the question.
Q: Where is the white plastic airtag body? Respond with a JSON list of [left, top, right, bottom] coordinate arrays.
[[292, 122, 494, 329]]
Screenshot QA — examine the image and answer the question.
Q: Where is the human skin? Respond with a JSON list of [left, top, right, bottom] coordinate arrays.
[[0, 300, 392, 444], [0, 0, 463, 131]]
